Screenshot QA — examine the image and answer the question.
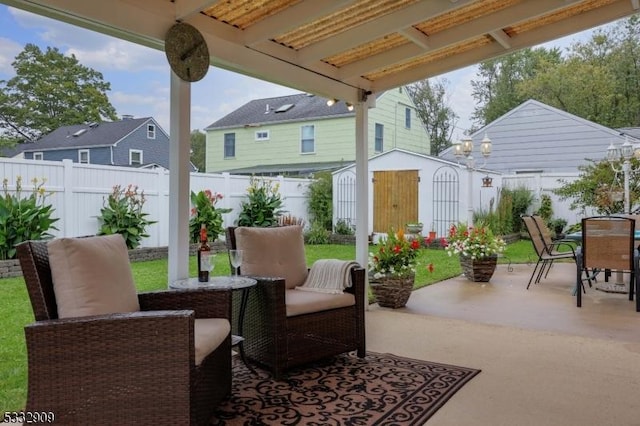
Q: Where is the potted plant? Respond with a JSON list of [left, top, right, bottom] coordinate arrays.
[[444, 222, 506, 282], [428, 222, 437, 240], [405, 222, 423, 234], [548, 218, 568, 239], [368, 228, 422, 308]]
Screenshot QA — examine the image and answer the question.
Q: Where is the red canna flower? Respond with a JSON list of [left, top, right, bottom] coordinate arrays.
[[393, 245, 401, 254], [411, 239, 420, 249]]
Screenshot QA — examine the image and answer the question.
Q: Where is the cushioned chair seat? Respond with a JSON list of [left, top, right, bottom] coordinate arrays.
[[285, 289, 355, 317], [194, 318, 231, 365]]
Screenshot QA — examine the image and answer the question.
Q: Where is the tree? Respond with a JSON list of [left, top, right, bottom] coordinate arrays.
[[0, 44, 117, 145], [190, 130, 206, 171], [406, 78, 457, 155], [553, 159, 640, 215], [470, 47, 561, 129]]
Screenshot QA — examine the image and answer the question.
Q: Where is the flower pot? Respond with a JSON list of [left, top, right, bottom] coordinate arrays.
[[370, 273, 415, 308], [459, 255, 497, 282], [428, 231, 437, 240], [406, 224, 423, 234]]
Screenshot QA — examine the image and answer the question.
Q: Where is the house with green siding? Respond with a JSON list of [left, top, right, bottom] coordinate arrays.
[[204, 87, 430, 175]]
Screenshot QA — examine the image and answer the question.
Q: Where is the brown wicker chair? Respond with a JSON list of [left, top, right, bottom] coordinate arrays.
[[226, 226, 366, 379], [17, 238, 233, 426]]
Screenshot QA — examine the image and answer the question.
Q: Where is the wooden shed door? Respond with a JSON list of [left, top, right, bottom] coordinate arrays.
[[373, 170, 419, 233]]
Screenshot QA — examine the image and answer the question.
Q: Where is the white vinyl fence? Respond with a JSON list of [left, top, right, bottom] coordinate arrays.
[[1, 158, 312, 247], [501, 172, 597, 226]]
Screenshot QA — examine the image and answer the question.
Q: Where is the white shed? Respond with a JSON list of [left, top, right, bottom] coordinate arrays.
[[333, 148, 501, 238]]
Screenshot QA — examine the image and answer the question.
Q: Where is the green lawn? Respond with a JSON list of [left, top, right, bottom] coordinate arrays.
[[0, 241, 537, 411]]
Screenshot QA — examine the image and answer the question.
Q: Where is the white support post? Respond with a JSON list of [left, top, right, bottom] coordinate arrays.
[[168, 73, 191, 285], [355, 93, 374, 306], [62, 159, 74, 237]]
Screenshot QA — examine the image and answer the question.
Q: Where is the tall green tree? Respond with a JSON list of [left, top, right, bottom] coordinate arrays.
[[0, 44, 117, 145], [190, 129, 206, 171], [406, 78, 457, 155], [470, 47, 561, 129]]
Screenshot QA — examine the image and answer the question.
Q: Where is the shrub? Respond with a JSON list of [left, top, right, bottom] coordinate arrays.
[[306, 171, 332, 230], [237, 177, 284, 227], [0, 176, 58, 259], [97, 184, 155, 249], [305, 220, 330, 244], [334, 219, 354, 235], [189, 189, 232, 243]]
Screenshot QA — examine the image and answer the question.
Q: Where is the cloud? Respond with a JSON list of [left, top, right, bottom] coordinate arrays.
[[0, 37, 22, 75]]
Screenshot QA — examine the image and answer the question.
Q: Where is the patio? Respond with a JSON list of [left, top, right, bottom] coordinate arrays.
[[367, 261, 640, 425]]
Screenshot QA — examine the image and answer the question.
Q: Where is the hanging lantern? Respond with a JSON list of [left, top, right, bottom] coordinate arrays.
[[482, 175, 493, 187]]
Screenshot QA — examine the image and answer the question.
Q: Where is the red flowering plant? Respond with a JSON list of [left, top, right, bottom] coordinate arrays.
[[444, 221, 506, 260], [189, 189, 232, 243], [368, 228, 423, 279]]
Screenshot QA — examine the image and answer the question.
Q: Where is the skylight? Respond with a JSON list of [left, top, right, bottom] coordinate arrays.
[[72, 128, 87, 137], [274, 104, 294, 113]]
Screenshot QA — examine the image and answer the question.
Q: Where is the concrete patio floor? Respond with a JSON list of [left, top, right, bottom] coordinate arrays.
[[403, 261, 640, 342], [366, 261, 640, 425]]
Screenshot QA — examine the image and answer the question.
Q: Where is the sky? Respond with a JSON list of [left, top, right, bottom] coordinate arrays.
[[0, 5, 608, 141]]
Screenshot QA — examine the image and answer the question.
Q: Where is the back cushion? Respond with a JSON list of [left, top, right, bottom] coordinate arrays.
[[48, 234, 140, 318], [235, 226, 308, 289]]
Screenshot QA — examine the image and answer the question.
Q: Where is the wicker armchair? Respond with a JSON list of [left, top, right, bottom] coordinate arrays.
[[226, 226, 366, 379], [17, 237, 232, 426]]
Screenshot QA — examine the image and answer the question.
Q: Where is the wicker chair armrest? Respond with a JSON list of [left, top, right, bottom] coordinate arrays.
[[138, 288, 232, 319], [24, 311, 196, 420]]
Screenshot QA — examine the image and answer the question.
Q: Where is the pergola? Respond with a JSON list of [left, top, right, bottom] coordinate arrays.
[[3, 0, 639, 283]]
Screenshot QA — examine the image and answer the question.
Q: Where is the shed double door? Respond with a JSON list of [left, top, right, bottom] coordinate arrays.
[[373, 170, 419, 233]]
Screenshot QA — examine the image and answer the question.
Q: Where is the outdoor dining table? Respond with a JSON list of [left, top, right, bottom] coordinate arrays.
[[565, 230, 640, 294]]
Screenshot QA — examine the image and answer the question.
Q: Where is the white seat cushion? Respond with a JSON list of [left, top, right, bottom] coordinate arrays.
[[194, 318, 231, 365], [48, 234, 140, 318], [285, 289, 355, 317]]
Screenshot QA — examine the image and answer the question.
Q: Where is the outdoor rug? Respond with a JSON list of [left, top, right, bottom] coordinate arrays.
[[210, 352, 481, 425]]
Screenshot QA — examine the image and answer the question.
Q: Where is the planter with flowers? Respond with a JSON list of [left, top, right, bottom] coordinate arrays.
[[445, 222, 506, 282], [368, 229, 421, 308]]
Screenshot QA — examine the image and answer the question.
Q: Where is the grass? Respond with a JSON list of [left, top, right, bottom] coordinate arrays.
[[0, 241, 537, 411]]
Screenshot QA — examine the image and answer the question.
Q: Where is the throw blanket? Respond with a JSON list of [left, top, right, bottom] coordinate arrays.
[[296, 259, 360, 294]]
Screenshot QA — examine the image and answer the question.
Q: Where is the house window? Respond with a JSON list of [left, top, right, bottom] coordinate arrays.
[[224, 133, 236, 158], [301, 125, 315, 154], [405, 107, 411, 129], [375, 123, 384, 152], [33, 152, 43, 160], [78, 149, 90, 164], [255, 130, 270, 141], [130, 149, 143, 166], [147, 124, 156, 139]]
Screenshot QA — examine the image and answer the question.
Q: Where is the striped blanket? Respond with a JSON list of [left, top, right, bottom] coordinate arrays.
[[295, 259, 360, 294]]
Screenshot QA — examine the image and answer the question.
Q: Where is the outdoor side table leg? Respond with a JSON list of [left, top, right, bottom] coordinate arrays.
[[237, 286, 257, 375]]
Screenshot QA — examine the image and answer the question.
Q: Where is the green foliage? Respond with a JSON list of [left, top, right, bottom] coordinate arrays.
[[548, 218, 568, 235], [0, 176, 59, 260], [334, 219, 354, 235], [536, 194, 553, 223], [306, 171, 333, 230], [472, 16, 640, 130], [445, 221, 506, 260], [507, 187, 534, 233], [97, 184, 155, 249], [305, 220, 330, 244], [369, 229, 422, 279], [553, 159, 639, 214], [189, 189, 232, 243], [237, 177, 284, 227], [406, 78, 457, 154], [190, 130, 206, 172], [0, 44, 117, 143]]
